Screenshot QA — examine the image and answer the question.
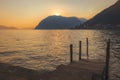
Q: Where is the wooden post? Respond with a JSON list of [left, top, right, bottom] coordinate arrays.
[[70, 44, 73, 63], [105, 39, 110, 80], [79, 41, 82, 61], [86, 38, 89, 59]]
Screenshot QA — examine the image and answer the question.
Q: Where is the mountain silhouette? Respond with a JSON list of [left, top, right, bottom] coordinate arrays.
[[35, 16, 86, 29], [83, 0, 120, 29]]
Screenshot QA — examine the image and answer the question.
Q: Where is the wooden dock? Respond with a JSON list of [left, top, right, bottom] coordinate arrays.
[[0, 60, 105, 80], [41, 39, 111, 80], [41, 60, 105, 80], [0, 38, 111, 80]]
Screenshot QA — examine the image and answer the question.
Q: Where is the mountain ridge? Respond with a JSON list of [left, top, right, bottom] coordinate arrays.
[[81, 0, 120, 29], [35, 15, 87, 29], [87, 0, 120, 25]]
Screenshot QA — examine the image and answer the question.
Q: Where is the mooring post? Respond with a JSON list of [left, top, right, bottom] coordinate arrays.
[[105, 39, 110, 80], [70, 44, 73, 63], [79, 41, 82, 61], [86, 38, 89, 59]]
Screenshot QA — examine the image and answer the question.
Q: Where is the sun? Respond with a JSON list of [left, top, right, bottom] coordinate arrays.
[[54, 12, 61, 16]]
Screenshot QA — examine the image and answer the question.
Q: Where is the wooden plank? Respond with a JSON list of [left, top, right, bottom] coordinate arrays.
[[43, 60, 104, 80], [70, 44, 73, 63], [79, 41, 82, 61], [86, 38, 89, 59], [105, 39, 111, 80]]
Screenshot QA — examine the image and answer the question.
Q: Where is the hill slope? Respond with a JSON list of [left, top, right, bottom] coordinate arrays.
[[84, 0, 120, 29], [35, 16, 86, 29]]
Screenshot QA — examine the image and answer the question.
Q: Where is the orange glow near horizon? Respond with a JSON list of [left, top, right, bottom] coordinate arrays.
[[0, 0, 117, 29], [0, 14, 96, 29]]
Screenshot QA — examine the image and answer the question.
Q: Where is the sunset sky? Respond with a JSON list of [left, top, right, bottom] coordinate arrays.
[[0, 0, 117, 29]]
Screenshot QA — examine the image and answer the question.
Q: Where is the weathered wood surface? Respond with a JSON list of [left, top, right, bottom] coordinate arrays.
[[0, 60, 105, 80], [42, 60, 105, 80]]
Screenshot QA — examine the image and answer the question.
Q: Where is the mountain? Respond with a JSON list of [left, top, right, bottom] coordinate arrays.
[[35, 16, 87, 29], [0, 25, 17, 29], [83, 0, 120, 29]]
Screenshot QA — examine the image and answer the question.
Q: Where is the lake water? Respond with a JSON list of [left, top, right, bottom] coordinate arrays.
[[0, 30, 119, 80]]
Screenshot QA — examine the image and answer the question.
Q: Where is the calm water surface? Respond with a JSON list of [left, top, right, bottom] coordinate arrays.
[[0, 30, 119, 80]]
